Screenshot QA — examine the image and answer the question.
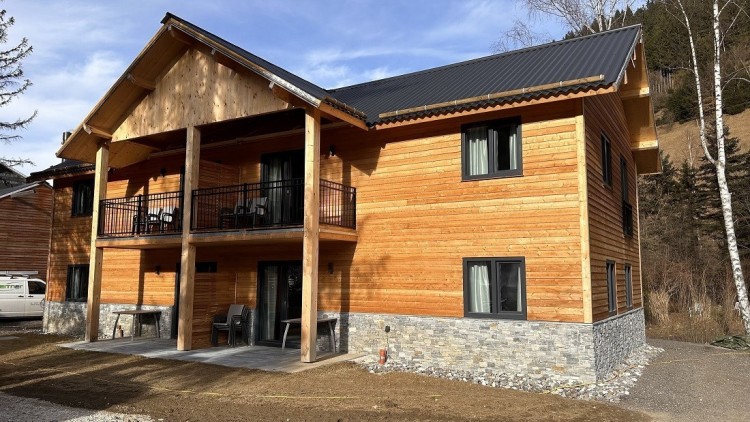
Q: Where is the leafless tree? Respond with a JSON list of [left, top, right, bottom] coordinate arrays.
[[0, 6, 36, 167], [668, 0, 750, 333]]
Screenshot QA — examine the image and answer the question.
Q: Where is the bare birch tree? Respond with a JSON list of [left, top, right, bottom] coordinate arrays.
[[670, 0, 750, 333], [0, 6, 35, 167]]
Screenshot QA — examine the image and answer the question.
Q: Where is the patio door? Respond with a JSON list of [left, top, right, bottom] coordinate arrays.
[[257, 261, 302, 345], [261, 150, 304, 226]]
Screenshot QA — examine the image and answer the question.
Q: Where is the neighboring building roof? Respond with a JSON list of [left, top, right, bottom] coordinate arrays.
[[331, 25, 641, 124], [27, 160, 94, 182], [0, 181, 51, 200], [0, 163, 28, 188]]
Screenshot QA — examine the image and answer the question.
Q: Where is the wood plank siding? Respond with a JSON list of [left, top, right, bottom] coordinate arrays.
[[584, 93, 643, 322], [0, 185, 53, 279]]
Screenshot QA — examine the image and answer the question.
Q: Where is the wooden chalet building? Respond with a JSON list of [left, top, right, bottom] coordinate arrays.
[[0, 165, 53, 279], [33, 13, 659, 382]]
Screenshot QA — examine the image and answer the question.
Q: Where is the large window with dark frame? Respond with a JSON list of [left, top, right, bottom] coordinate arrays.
[[66, 264, 89, 302], [601, 133, 612, 186], [621, 155, 634, 237], [606, 261, 617, 315], [463, 257, 526, 319], [624, 264, 633, 310], [462, 118, 522, 180], [71, 179, 95, 217]]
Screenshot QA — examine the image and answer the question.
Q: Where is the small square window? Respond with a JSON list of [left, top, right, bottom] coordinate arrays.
[[606, 261, 617, 315], [462, 118, 522, 180], [464, 257, 526, 319], [72, 179, 95, 217], [601, 134, 612, 186], [625, 264, 633, 310], [66, 264, 89, 302]]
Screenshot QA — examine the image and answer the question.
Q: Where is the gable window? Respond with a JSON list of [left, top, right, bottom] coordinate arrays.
[[624, 264, 633, 310], [621, 156, 633, 237], [72, 179, 95, 217], [464, 257, 526, 319], [462, 118, 522, 180], [601, 134, 612, 186], [606, 261, 617, 315], [66, 264, 89, 302]]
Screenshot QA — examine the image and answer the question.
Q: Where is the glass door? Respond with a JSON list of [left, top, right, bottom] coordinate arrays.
[[261, 150, 304, 225], [257, 261, 302, 345]]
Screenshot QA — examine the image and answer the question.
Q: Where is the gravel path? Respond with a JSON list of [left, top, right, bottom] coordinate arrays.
[[620, 338, 750, 422], [0, 392, 153, 422]]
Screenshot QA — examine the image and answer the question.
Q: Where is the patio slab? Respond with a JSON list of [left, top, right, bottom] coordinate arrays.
[[60, 338, 363, 373]]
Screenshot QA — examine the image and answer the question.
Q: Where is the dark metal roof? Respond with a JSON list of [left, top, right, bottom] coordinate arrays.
[[328, 25, 641, 125], [0, 181, 50, 200], [28, 160, 94, 181]]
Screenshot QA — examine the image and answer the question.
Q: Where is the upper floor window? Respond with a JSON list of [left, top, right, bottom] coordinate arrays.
[[621, 155, 634, 237], [462, 118, 522, 180], [464, 257, 526, 320], [601, 133, 612, 186], [71, 179, 95, 217]]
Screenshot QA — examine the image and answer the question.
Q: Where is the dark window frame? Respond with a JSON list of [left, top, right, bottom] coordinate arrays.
[[621, 155, 634, 237], [601, 133, 612, 186], [606, 260, 617, 316], [624, 264, 633, 310], [71, 179, 95, 217], [66, 264, 89, 302], [463, 257, 527, 320], [461, 117, 523, 181]]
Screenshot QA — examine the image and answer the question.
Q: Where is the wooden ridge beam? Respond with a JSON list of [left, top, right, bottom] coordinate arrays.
[[126, 73, 156, 91], [83, 123, 113, 139]]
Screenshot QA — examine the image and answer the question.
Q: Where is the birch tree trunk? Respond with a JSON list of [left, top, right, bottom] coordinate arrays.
[[677, 0, 750, 333]]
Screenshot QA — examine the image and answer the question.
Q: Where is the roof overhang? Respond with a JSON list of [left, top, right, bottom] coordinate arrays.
[[57, 14, 367, 167]]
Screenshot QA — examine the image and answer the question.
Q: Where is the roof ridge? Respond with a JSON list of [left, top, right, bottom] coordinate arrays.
[[328, 24, 641, 94]]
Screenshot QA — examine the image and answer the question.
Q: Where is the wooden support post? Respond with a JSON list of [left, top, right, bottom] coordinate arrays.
[[575, 112, 593, 324], [177, 126, 200, 351], [301, 108, 321, 363], [84, 141, 109, 342]]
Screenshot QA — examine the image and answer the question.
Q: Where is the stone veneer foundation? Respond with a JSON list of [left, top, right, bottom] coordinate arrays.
[[44, 302, 644, 381]]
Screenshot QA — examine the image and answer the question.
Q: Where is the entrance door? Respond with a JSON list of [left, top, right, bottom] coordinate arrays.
[[261, 151, 304, 226], [257, 261, 302, 345]]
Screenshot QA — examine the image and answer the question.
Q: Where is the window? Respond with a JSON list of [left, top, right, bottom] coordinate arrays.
[[71, 179, 95, 216], [27, 280, 46, 295], [624, 264, 633, 310], [621, 156, 633, 237], [464, 257, 526, 319], [462, 118, 522, 180], [601, 134, 612, 186], [606, 261, 616, 315], [66, 264, 89, 302]]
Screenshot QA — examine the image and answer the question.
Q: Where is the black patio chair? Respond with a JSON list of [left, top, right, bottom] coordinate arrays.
[[211, 304, 245, 347]]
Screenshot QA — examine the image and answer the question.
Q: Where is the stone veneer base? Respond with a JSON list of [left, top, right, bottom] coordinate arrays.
[[44, 301, 174, 340]]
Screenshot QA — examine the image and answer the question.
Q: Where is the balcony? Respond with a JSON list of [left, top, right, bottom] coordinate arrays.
[[97, 178, 356, 247]]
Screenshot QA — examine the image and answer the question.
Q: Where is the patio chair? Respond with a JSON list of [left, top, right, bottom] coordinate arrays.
[[160, 206, 180, 232], [211, 304, 245, 347], [248, 197, 268, 227], [132, 207, 162, 234]]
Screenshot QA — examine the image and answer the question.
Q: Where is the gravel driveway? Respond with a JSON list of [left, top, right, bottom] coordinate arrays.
[[621, 338, 750, 421]]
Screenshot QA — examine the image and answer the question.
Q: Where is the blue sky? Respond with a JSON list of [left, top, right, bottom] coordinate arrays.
[[2, 0, 576, 175]]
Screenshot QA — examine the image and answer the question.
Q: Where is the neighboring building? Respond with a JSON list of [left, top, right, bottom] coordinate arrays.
[[35, 13, 659, 383], [0, 163, 28, 188], [0, 180, 53, 279]]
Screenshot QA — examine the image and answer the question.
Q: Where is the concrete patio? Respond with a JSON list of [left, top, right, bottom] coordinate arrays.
[[61, 338, 362, 373]]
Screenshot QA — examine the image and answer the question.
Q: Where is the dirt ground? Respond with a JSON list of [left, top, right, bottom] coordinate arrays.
[[0, 329, 648, 421]]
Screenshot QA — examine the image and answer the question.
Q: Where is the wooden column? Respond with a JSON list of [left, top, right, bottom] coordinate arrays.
[[177, 126, 200, 351], [301, 108, 321, 363], [84, 140, 110, 342]]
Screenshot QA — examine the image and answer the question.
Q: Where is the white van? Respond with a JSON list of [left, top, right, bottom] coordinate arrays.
[[0, 275, 46, 318]]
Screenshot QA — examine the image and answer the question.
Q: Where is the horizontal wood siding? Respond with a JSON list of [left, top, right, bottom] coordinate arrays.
[[584, 94, 643, 322], [0, 186, 53, 279]]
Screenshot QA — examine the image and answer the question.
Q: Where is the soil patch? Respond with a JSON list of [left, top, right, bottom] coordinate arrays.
[[0, 333, 649, 421]]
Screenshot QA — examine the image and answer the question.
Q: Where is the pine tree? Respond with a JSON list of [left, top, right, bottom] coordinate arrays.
[[0, 6, 36, 167]]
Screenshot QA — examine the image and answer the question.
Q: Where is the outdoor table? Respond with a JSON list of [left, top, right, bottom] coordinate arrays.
[[280, 317, 337, 352], [111, 309, 162, 340]]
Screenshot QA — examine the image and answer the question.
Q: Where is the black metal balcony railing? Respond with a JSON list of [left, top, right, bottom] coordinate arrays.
[[191, 178, 356, 232], [99, 191, 183, 237]]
